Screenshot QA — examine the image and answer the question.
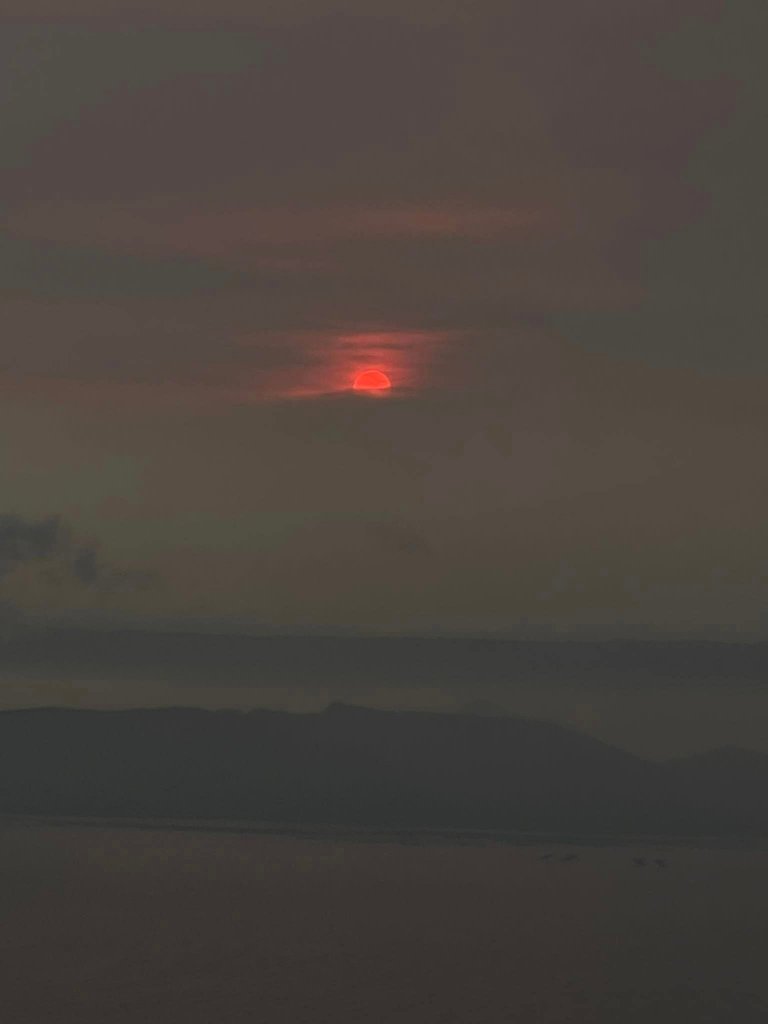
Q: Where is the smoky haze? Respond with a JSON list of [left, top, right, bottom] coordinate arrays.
[[0, 1, 765, 640]]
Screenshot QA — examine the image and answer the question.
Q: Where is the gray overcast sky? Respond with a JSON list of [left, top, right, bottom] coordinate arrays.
[[1, 0, 766, 641]]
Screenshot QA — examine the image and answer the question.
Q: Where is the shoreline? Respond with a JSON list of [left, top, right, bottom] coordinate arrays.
[[3, 813, 766, 852]]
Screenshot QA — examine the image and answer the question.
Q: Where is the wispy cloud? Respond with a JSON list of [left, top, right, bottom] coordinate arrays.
[[8, 201, 549, 259]]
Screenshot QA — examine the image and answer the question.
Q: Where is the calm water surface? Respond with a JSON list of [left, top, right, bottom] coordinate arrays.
[[2, 822, 767, 1023]]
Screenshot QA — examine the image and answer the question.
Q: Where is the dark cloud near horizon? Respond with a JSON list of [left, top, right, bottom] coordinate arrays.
[[0, 514, 64, 576], [0, 513, 153, 593]]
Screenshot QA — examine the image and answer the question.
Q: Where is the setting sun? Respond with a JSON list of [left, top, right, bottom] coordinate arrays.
[[353, 369, 392, 393]]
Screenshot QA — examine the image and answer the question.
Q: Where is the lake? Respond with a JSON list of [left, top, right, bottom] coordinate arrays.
[[2, 821, 767, 1023]]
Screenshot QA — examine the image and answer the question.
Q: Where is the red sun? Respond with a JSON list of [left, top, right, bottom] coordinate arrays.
[[353, 369, 392, 392]]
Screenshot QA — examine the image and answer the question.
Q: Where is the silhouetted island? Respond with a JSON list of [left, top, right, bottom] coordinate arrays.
[[1, 704, 766, 838]]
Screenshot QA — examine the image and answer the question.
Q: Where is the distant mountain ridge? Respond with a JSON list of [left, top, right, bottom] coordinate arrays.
[[4, 626, 768, 688], [0, 704, 765, 837]]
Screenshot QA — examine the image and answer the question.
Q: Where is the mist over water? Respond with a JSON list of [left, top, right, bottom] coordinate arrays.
[[3, 822, 767, 1023]]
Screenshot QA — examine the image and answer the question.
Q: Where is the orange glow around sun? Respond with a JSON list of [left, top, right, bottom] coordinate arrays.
[[353, 369, 392, 393], [245, 330, 444, 400]]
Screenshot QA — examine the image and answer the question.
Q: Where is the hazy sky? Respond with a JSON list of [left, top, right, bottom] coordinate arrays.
[[1, 0, 766, 638]]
